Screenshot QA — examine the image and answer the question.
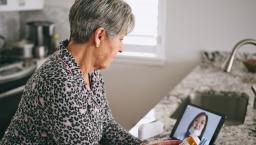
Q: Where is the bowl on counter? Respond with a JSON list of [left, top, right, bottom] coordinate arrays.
[[243, 59, 256, 73]]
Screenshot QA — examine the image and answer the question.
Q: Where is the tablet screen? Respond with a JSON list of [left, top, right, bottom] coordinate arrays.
[[170, 104, 225, 145]]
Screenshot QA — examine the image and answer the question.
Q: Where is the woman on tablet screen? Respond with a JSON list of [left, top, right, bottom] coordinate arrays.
[[185, 112, 209, 145]]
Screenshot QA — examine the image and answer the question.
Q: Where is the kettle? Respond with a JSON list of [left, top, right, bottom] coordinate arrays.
[[26, 21, 55, 58]]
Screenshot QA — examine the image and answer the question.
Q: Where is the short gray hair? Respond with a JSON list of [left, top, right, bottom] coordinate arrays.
[[69, 0, 135, 43]]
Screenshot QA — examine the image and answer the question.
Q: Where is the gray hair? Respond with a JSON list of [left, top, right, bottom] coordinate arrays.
[[69, 0, 135, 43]]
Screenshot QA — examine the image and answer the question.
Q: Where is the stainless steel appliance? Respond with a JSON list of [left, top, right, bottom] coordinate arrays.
[[26, 20, 55, 58], [0, 30, 38, 139], [11, 39, 34, 60], [0, 58, 36, 139]]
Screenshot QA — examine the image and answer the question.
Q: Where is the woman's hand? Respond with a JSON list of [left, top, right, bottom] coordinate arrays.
[[143, 140, 181, 145]]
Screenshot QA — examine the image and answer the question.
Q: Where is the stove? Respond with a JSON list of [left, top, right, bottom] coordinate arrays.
[[0, 56, 20, 67], [0, 55, 37, 138], [0, 59, 36, 93]]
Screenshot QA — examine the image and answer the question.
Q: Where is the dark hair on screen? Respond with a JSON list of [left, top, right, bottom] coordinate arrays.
[[185, 112, 208, 139]]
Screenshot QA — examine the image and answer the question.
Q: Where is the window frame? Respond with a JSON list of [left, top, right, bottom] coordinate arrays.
[[113, 0, 167, 66]]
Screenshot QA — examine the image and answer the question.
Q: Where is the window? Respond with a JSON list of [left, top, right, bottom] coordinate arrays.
[[115, 0, 167, 65]]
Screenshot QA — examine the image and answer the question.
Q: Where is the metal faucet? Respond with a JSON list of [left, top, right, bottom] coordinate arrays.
[[224, 39, 256, 72], [252, 85, 256, 109]]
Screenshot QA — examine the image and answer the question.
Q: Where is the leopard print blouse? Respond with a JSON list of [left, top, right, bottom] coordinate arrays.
[[1, 40, 142, 145]]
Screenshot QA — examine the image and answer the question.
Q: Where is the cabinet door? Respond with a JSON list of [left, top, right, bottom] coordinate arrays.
[[0, 0, 44, 11]]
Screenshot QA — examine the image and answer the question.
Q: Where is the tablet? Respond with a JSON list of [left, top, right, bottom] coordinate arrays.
[[169, 103, 225, 145]]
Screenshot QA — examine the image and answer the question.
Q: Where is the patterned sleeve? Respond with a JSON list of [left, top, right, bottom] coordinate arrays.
[[99, 101, 142, 145]]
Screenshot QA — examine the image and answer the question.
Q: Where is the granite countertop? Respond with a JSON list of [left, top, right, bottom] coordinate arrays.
[[130, 51, 256, 145]]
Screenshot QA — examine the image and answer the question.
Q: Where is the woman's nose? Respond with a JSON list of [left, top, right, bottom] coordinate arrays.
[[118, 47, 123, 53], [195, 123, 201, 129], [119, 43, 124, 53]]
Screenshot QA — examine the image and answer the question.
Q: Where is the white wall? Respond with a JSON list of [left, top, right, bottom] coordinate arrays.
[[103, 0, 256, 129]]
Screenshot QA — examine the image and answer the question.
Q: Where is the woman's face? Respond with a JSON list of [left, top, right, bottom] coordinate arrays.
[[192, 115, 207, 131], [95, 34, 124, 69]]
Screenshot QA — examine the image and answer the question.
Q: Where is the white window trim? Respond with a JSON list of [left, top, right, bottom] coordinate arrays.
[[113, 0, 167, 66]]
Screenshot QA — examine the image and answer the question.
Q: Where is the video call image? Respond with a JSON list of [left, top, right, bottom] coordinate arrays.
[[172, 105, 222, 145]]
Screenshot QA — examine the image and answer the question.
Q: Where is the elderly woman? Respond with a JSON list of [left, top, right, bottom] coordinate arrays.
[[1, 0, 180, 145]]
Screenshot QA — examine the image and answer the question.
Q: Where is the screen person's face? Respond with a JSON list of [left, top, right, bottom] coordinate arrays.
[[192, 115, 207, 131], [188, 115, 207, 137]]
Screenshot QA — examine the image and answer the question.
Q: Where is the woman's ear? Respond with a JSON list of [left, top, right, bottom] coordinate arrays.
[[94, 27, 106, 48]]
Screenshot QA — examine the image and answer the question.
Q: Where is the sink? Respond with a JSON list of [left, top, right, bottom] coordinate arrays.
[[171, 90, 249, 125]]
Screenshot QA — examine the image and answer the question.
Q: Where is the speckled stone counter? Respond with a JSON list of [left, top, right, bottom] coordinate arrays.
[[131, 51, 256, 145]]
